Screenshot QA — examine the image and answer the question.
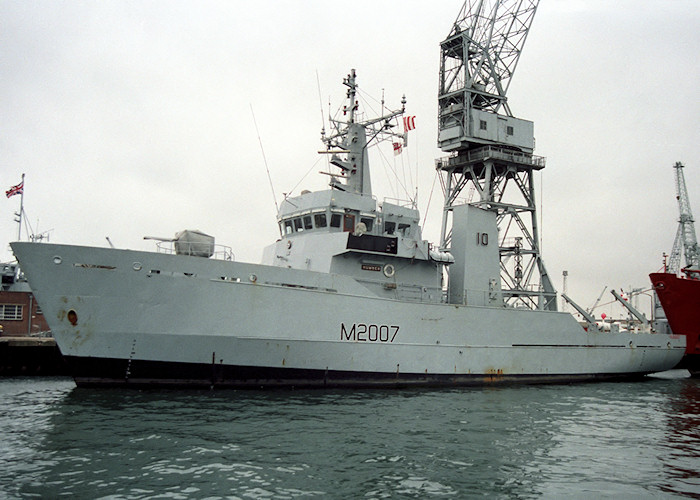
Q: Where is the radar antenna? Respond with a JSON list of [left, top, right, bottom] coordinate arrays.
[[668, 161, 699, 277], [436, 0, 556, 310]]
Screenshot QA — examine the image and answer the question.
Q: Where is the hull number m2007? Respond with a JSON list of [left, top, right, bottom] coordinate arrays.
[[341, 323, 399, 342]]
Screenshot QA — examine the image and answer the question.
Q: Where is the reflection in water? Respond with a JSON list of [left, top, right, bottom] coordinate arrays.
[[0, 374, 698, 498], [661, 380, 700, 498]]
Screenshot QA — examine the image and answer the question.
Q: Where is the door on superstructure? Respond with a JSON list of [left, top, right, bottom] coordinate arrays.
[[343, 213, 356, 232]]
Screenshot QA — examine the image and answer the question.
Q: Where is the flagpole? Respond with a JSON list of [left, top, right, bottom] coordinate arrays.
[[17, 173, 25, 241]]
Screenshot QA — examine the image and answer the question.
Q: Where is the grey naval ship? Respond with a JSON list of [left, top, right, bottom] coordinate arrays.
[[11, 65, 684, 388]]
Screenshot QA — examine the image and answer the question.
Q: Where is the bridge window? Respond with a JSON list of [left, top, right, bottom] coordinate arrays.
[[294, 218, 304, 232], [360, 217, 374, 232], [384, 221, 396, 235], [330, 213, 342, 228], [314, 213, 327, 228], [283, 220, 293, 235], [303, 215, 313, 230]]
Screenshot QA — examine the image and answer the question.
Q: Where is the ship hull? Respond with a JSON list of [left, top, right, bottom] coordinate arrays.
[[12, 242, 686, 389], [650, 272, 700, 376], [64, 355, 652, 389]]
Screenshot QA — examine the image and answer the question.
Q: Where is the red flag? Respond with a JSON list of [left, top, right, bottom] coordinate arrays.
[[403, 115, 416, 132], [5, 180, 23, 198], [393, 142, 403, 155]]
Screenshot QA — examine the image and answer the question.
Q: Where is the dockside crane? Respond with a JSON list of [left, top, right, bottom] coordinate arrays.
[[586, 285, 607, 315], [436, 0, 556, 310], [668, 161, 699, 278]]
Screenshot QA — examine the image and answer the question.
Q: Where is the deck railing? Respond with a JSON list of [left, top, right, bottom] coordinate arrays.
[[435, 146, 546, 170], [155, 241, 234, 261]]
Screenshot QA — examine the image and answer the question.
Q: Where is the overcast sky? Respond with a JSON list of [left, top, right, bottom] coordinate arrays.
[[2, 1, 698, 318]]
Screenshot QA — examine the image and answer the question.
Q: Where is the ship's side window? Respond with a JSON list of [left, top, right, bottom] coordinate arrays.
[[303, 215, 313, 230], [314, 213, 327, 228], [294, 218, 304, 232], [480, 120, 487, 130], [398, 223, 411, 237], [330, 213, 342, 228], [360, 217, 374, 232], [384, 221, 396, 235], [283, 220, 294, 235]]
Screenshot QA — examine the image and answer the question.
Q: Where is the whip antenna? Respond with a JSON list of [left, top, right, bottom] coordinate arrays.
[[316, 70, 326, 134], [250, 104, 279, 214]]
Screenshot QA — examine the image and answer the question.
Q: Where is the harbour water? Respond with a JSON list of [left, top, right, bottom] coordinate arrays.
[[0, 372, 698, 499]]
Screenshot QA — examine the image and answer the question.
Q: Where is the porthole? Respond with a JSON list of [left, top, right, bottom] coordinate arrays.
[[249, 274, 257, 283], [67, 309, 78, 326], [132, 262, 142, 271], [53, 256, 62, 265]]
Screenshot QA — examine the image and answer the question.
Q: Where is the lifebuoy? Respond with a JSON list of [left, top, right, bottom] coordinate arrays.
[[383, 264, 395, 277]]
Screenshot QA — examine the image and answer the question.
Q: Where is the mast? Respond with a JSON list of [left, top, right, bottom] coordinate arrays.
[[322, 70, 406, 196], [19, 174, 25, 240], [13, 173, 26, 241]]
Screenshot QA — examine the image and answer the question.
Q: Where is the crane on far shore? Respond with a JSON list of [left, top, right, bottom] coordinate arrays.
[[667, 161, 699, 279]]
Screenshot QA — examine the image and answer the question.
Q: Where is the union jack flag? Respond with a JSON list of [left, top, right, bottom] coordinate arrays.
[[5, 180, 23, 198]]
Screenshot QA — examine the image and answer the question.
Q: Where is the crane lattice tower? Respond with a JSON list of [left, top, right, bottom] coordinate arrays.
[[436, 0, 556, 310], [668, 161, 699, 276]]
